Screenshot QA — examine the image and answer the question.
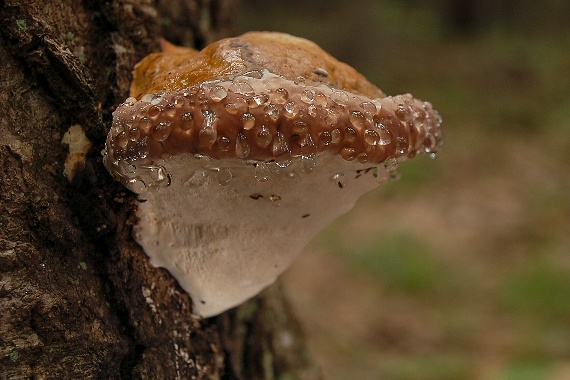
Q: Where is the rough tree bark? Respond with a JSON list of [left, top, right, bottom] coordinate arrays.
[[0, 1, 318, 378]]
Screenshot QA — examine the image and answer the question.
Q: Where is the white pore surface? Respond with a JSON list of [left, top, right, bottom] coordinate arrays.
[[133, 153, 388, 317]]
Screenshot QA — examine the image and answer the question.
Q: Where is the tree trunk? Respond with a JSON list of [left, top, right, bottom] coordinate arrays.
[[0, 1, 318, 378]]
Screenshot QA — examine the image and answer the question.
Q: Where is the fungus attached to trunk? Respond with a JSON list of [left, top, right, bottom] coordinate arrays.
[[104, 32, 443, 317]]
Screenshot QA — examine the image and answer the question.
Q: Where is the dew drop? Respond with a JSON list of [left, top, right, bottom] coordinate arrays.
[[235, 133, 250, 158], [396, 137, 408, 154], [272, 131, 291, 167], [273, 88, 289, 104], [300, 155, 316, 174], [186, 168, 209, 187], [300, 133, 316, 155], [384, 158, 400, 181], [349, 110, 367, 129], [128, 127, 140, 143], [331, 90, 349, 106], [426, 132, 443, 159], [301, 89, 315, 104], [254, 162, 270, 182], [359, 101, 377, 117], [265, 103, 280, 121], [324, 108, 340, 125], [137, 137, 149, 159], [384, 157, 397, 171], [173, 95, 185, 108], [292, 121, 308, 134], [124, 97, 137, 106], [294, 76, 306, 86], [123, 116, 134, 129], [150, 94, 163, 105], [429, 130, 444, 158], [435, 112, 443, 128], [135, 106, 147, 118], [224, 98, 248, 115], [371, 97, 382, 108], [147, 105, 160, 118], [283, 101, 300, 118], [319, 130, 332, 146], [126, 177, 146, 193], [119, 160, 137, 177], [218, 136, 231, 151], [340, 147, 356, 161], [139, 116, 152, 131], [423, 134, 437, 153], [356, 153, 368, 163], [241, 113, 256, 130], [148, 164, 170, 187], [111, 120, 123, 137], [196, 154, 212, 168], [164, 104, 176, 118], [209, 85, 228, 102], [228, 79, 254, 96], [376, 122, 393, 145], [364, 129, 380, 145], [344, 127, 357, 143], [395, 104, 410, 121], [197, 92, 211, 111], [180, 112, 194, 131], [116, 131, 128, 152], [246, 94, 269, 108], [308, 105, 318, 117], [217, 167, 232, 186], [199, 110, 217, 147], [256, 125, 272, 147], [141, 94, 153, 102], [314, 92, 328, 106], [183, 86, 199, 98], [331, 128, 342, 144], [151, 121, 172, 141], [126, 146, 139, 161]]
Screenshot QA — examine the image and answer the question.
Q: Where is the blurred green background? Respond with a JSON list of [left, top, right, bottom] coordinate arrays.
[[237, 1, 570, 379]]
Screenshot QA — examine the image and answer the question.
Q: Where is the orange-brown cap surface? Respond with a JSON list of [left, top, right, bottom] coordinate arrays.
[[106, 31, 442, 179], [130, 31, 384, 99]]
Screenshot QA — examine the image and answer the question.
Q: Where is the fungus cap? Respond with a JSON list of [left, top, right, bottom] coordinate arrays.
[[104, 31, 443, 317]]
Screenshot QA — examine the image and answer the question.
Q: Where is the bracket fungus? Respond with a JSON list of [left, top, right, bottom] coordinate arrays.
[[103, 32, 443, 317]]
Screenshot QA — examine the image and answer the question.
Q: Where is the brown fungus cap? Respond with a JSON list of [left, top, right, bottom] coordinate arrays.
[[103, 32, 443, 317], [130, 32, 384, 99], [106, 31, 442, 183]]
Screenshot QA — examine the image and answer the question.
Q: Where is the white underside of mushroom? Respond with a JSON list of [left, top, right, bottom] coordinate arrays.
[[131, 152, 391, 317]]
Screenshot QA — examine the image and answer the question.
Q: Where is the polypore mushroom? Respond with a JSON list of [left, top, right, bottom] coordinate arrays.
[[104, 31, 442, 317]]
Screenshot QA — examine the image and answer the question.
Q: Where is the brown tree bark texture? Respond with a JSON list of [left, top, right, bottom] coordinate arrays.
[[0, 1, 318, 379]]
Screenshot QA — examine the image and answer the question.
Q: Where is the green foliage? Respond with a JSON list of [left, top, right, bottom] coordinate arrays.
[[348, 233, 443, 295], [382, 354, 474, 380], [502, 262, 570, 320], [494, 361, 553, 380]]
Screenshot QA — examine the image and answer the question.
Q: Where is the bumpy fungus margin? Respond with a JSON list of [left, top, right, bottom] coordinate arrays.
[[104, 31, 443, 317]]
